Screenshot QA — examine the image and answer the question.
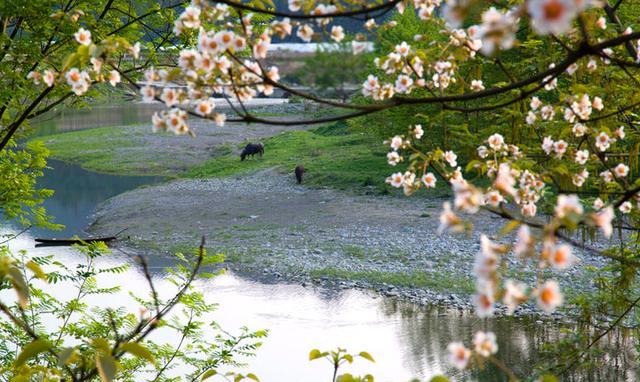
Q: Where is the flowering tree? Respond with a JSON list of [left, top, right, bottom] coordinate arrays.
[[8, 0, 640, 380]]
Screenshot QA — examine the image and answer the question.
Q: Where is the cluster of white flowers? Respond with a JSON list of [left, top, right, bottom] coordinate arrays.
[[28, 26, 127, 95]]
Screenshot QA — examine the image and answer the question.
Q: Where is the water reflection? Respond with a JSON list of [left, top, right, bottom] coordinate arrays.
[[32, 159, 163, 237], [30, 103, 163, 136], [2, 229, 637, 382]]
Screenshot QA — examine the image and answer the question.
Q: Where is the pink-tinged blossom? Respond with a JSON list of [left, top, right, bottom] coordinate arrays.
[[592, 96, 604, 111], [541, 105, 555, 120], [27, 71, 41, 84], [296, 24, 314, 42], [386, 172, 403, 188], [475, 235, 500, 279], [593, 206, 614, 238], [566, 62, 579, 74], [597, 16, 607, 29], [288, 0, 301, 11], [74, 28, 91, 46], [572, 168, 588, 187], [536, 280, 563, 313], [522, 201, 539, 217], [437, 202, 463, 235], [43, 70, 56, 87], [447, 342, 471, 370], [530, 96, 542, 110], [575, 149, 589, 165], [487, 133, 504, 150], [600, 170, 614, 183], [553, 140, 567, 158], [485, 190, 504, 207], [614, 163, 629, 178], [195, 98, 215, 116], [477, 145, 489, 158], [528, 0, 578, 35], [214, 113, 226, 127], [572, 122, 586, 137], [473, 284, 496, 317], [513, 225, 533, 257], [387, 151, 401, 166], [160, 88, 179, 107], [471, 79, 485, 91], [141, 86, 156, 103], [550, 244, 575, 269], [330, 26, 344, 42], [444, 150, 458, 167], [352, 41, 369, 55], [494, 163, 516, 197], [473, 331, 498, 357], [503, 279, 527, 314], [555, 194, 583, 218], [130, 42, 141, 59], [595, 132, 611, 152], [395, 75, 413, 94], [413, 124, 424, 139], [619, 201, 632, 214], [475, 7, 518, 55], [108, 70, 120, 87], [593, 198, 605, 210], [151, 112, 165, 133], [422, 172, 437, 188], [616, 126, 625, 139], [390, 135, 404, 150]]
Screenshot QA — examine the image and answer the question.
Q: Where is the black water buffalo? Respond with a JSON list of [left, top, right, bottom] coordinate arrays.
[[295, 165, 305, 184], [240, 143, 264, 161]]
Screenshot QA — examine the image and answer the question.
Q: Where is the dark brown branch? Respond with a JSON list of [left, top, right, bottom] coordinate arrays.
[[211, 0, 401, 20]]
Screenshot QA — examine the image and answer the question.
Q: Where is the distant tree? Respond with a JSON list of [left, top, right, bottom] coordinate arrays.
[[293, 43, 368, 101]]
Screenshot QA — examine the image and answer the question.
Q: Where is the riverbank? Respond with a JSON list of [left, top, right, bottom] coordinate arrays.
[[89, 167, 607, 320]]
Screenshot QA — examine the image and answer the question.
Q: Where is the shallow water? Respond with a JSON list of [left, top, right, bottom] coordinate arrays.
[[32, 159, 163, 237], [2, 104, 637, 381]]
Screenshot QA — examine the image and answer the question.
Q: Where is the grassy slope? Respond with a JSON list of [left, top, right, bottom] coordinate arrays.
[[185, 122, 450, 196], [30, 124, 150, 175]]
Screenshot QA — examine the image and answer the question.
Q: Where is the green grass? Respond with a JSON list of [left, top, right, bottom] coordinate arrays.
[[185, 122, 449, 196], [29, 124, 155, 175], [309, 268, 475, 294]]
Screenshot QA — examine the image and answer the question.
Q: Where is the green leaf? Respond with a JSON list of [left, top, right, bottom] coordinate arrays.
[[201, 370, 217, 380], [429, 376, 451, 382], [538, 375, 558, 382], [120, 342, 155, 364], [500, 220, 520, 235], [246, 373, 260, 381], [58, 347, 76, 367], [96, 353, 118, 382], [8, 266, 29, 308], [26, 260, 47, 280], [15, 339, 51, 366], [343, 354, 354, 363], [358, 351, 375, 363], [92, 338, 111, 352], [309, 349, 323, 360]]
